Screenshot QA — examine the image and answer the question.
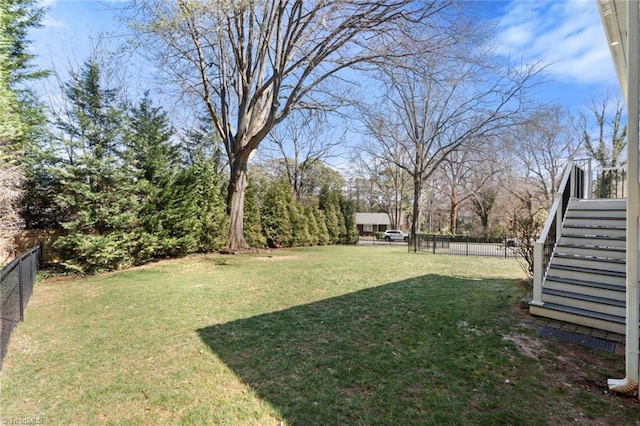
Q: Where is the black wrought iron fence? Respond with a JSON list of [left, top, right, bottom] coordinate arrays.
[[411, 234, 519, 259], [1, 243, 42, 370]]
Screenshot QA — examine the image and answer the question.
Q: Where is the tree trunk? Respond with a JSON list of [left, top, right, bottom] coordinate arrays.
[[226, 157, 249, 250], [481, 213, 489, 235], [410, 174, 421, 252], [450, 200, 458, 235]]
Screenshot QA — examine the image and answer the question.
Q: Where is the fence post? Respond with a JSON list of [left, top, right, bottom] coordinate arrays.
[[18, 256, 24, 321], [432, 235, 436, 254], [504, 236, 507, 258]]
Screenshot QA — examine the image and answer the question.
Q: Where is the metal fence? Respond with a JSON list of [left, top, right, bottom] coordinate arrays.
[[1, 244, 42, 370], [357, 236, 408, 246], [410, 234, 519, 259]]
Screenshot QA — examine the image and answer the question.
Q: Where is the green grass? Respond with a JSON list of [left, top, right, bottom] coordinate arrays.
[[1, 246, 638, 425]]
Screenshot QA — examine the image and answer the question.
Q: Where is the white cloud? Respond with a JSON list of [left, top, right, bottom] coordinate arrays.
[[37, 0, 66, 29], [41, 16, 66, 29], [496, 0, 617, 86]]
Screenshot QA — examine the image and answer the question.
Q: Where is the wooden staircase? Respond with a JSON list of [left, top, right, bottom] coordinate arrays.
[[530, 198, 627, 334]]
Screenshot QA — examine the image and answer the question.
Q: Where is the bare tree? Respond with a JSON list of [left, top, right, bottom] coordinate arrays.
[[131, 0, 449, 249], [358, 28, 543, 248], [261, 110, 342, 202], [580, 92, 626, 168], [579, 92, 626, 198], [509, 106, 581, 208], [436, 144, 502, 235], [352, 141, 411, 230]]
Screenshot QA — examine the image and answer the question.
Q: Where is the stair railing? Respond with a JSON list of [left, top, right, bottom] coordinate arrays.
[[531, 159, 587, 306]]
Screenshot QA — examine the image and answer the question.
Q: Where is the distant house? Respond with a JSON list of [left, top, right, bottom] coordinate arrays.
[[355, 213, 390, 236]]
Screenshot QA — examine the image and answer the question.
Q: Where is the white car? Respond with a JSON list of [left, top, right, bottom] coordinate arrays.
[[382, 230, 409, 242]]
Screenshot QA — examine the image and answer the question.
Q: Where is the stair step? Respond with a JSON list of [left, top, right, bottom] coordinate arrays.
[[563, 225, 626, 238], [568, 199, 626, 211], [557, 237, 626, 249], [544, 276, 625, 300], [561, 234, 625, 241], [552, 255, 626, 273], [555, 244, 625, 260], [559, 236, 626, 249], [566, 209, 626, 218], [548, 263, 625, 283], [542, 291, 625, 318], [529, 309, 626, 334], [532, 303, 626, 325], [545, 275, 625, 292], [535, 302, 625, 323], [543, 288, 625, 307], [543, 285, 625, 302], [564, 217, 625, 227], [554, 252, 625, 264]]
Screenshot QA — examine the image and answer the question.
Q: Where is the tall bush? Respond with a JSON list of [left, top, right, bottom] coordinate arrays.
[[261, 181, 294, 247]]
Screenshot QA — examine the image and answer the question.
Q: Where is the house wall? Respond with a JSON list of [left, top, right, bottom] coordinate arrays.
[[357, 224, 388, 236]]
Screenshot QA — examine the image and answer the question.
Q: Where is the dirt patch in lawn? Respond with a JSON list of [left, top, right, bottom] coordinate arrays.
[[503, 332, 547, 360]]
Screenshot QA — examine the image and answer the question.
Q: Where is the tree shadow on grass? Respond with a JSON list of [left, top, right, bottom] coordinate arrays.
[[198, 275, 536, 425]]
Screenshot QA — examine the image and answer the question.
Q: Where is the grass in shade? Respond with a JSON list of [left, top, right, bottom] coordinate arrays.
[[1, 246, 638, 425]]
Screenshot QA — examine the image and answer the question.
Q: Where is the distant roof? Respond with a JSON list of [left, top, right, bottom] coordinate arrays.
[[356, 213, 390, 225]]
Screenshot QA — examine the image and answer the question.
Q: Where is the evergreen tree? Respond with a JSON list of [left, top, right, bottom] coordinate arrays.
[[243, 178, 267, 248], [20, 140, 68, 228], [123, 92, 181, 242], [319, 186, 345, 244], [304, 205, 320, 245], [288, 201, 311, 246], [156, 157, 227, 255], [339, 197, 359, 244], [1, 0, 48, 248], [0, 0, 47, 155], [314, 207, 331, 245], [52, 61, 141, 272], [124, 92, 179, 184], [1, 0, 47, 86], [181, 118, 226, 173], [261, 181, 294, 248]]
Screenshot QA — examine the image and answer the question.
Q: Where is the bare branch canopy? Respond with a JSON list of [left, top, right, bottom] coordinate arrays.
[[130, 0, 451, 249]]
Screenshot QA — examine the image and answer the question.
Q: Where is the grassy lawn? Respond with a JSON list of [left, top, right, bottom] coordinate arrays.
[[1, 246, 638, 425]]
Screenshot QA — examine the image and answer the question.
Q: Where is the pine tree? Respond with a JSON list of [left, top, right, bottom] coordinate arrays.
[[261, 181, 294, 248], [1, 0, 48, 258], [304, 205, 320, 245], [314, 207, 331, 245], [339, 197, 359, 244], [319, 186, 345, 244], [156, 157, 227, 255], [288, 201, 311, 246], [123, 92, 181, 244], [243, 178, 267, 248], [125, 92, 179, 184], [52, 61, 140, 272], [0, 0, 47, 155]]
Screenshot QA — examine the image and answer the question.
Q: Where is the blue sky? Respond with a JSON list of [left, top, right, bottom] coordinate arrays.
[[30, 0, 622, 117]]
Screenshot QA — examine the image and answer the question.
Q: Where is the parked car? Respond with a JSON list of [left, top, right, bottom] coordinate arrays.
[[382, 230, 409, 242]]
